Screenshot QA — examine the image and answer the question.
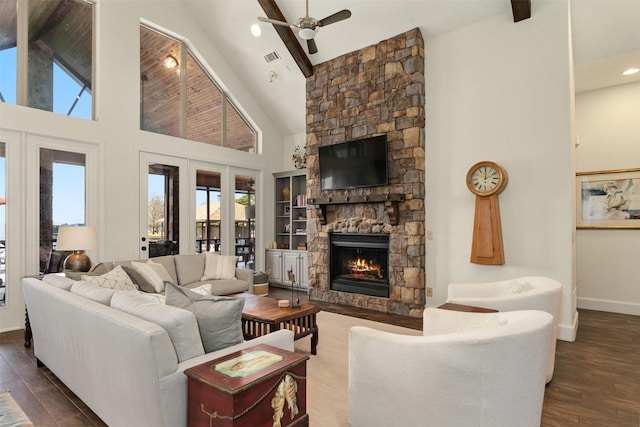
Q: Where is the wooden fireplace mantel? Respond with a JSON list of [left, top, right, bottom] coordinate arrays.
[[308, 194, 405, 226]]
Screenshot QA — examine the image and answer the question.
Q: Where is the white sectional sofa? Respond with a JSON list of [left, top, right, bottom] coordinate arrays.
[[100, 252, 254, 295], [21, 274, 295, 427]]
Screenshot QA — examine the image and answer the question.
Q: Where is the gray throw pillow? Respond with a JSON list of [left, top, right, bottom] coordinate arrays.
[[164, 282, 245, 352], [121, 265, 157, 293]]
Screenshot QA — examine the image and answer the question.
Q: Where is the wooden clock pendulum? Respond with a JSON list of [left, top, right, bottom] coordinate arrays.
[[465, 161, 508, 265]]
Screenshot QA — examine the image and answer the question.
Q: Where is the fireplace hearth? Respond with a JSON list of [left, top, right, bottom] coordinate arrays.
[[330, 233, 390, 298]]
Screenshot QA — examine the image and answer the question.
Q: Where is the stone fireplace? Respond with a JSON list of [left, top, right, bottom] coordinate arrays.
[[330, 232, 390, 298], [305, 28, 425, 318]]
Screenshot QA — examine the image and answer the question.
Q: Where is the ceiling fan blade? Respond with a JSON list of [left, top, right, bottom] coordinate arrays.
[[258, 16, 292, 27], [317, 9, 351, 27], [307, 38, 318, 55]]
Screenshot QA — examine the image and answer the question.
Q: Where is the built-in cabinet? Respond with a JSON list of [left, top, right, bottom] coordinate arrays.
[[268, 169, 308, 289], [266, 249, 308, 289]]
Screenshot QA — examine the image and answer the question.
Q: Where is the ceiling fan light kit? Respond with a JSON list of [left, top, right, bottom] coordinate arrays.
[[257, 0, 351, 54]]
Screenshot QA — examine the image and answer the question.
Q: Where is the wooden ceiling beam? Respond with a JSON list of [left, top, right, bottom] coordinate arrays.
[[511, 0, 532, 22], [257, 0, 313, 78]]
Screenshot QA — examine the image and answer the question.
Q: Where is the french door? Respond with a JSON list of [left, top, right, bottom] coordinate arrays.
[[139, 153, 260, 268], [139, 153, 189, 259]]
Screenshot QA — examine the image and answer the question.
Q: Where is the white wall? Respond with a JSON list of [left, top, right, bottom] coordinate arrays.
[[575, 82, 640, 315], [425, 2, 578, 340], [0, 0, 285, 331]]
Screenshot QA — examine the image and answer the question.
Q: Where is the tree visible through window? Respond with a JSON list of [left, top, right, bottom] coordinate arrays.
[[140, 25, 257, 153]]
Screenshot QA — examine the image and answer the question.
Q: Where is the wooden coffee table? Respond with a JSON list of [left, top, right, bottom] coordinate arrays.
[[238, 293, 320, 355]]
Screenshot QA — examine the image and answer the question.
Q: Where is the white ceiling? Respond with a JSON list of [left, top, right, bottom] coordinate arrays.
[[183, 0, 640, 136]]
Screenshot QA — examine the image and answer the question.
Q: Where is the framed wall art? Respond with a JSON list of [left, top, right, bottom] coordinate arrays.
[[576, 168, 640, 229]]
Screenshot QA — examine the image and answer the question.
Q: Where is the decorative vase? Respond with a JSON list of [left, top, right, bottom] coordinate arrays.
[[282, 186, 290, 201]]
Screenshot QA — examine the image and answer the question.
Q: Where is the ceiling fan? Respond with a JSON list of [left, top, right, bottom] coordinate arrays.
[[258, 0, 351, 55]]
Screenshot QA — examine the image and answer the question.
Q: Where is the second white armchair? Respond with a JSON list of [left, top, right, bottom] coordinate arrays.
[[447, 275, 562, 382]]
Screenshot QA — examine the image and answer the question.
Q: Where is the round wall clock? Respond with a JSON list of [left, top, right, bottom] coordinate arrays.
[[466, 161, 508, 197], [466, 161, 508, 265]]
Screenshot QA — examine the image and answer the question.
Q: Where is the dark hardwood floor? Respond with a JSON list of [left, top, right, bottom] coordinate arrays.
[[0, 286, 637, 426]]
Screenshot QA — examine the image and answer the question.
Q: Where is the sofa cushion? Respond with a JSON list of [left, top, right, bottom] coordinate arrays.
[[110, 291, 205, 362], [81, 265, 138, 291], [42, 274, 75, 291], [70, 281, 131, 305], [131, 260, 174, 293], [201, 252, 237, 281], [184, 279, 249, 296], [165, 282, 245, 353], [174, 253, 206, 286]]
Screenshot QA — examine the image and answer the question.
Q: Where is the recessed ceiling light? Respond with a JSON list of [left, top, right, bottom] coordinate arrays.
[[622, 67, 639, 76], [251, 23, 262, 37]]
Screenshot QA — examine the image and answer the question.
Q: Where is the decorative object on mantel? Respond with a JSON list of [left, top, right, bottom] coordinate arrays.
[[292, 145, 307, 169], [309, 193, 405, 226], [466, 161, 508, 265]]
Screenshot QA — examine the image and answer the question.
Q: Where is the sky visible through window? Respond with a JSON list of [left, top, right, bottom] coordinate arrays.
[[0, 47, 93, 238], [0, 47, 91, 119]]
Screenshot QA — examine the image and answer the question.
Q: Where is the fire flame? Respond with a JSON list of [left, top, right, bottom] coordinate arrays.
[[347, 258, 383, 279]]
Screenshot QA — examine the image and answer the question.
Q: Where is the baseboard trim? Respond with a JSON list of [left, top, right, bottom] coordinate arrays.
[[577, 297, 640, 316], [557, 310, 579, 342]]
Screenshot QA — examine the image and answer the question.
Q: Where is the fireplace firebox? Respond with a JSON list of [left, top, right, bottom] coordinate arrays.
[[329, 233, 390, 297]]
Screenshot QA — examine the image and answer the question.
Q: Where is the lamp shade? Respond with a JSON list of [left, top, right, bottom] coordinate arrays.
[[56, 226, 97, 251]]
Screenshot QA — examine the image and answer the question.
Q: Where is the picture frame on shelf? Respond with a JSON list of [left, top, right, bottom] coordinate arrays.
[[283, 205, 290, 216], [576, 168, 640, 229]]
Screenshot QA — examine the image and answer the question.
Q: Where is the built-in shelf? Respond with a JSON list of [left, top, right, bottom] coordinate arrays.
[[308, 193, 405, 225]]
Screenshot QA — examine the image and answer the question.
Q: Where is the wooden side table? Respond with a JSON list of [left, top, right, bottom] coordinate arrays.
[[438, 303, 498, 313], [185, 344, 309, 427]]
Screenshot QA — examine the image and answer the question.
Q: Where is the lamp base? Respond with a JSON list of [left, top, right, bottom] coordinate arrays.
[[63, 251, 92, 272]]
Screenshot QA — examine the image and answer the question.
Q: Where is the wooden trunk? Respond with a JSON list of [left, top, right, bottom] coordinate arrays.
[[185, 344, 309, 427]]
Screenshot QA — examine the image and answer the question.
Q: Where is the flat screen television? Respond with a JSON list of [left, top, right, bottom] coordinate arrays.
[[319, 135, 388, 191]]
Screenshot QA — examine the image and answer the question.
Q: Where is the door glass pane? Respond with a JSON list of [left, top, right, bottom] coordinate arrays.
[[195, 171, 221, 253], [39, 148, 86, 273], [235, 174, 256, 269], [0, 143, 5, 306], [27, 0, 93, 119], [148, 164, 179, 257]]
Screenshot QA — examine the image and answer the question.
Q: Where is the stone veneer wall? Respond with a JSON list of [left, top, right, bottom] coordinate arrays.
[[305, 28, 426, 318]]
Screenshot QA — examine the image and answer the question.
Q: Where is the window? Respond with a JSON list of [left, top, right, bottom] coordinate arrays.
[[0, 0, 94, 119], [140, 25, 257, 153], [39, 149, 86, 273]]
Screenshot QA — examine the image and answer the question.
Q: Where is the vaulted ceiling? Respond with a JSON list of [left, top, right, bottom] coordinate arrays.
[[181, 0, 640, 137], [1, 1, 638, 139]]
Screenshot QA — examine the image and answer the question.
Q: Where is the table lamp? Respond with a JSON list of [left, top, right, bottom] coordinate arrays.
[[56, 226, 97, 272]]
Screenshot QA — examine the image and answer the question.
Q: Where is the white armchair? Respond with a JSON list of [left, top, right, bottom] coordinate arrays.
[[348, 308, 554, 427], [447, 276, 562, 382]]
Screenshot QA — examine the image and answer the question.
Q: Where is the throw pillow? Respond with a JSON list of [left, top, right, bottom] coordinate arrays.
[[81, 265, 138, 291], [164, 282, 245, 353], [131, 260, 173, 293], [190, 283, 212, 296], [457, 314, 506, 332], [201, 252, 237, 281], [121, 265, 156, 293], [499, 281, 531, 296]]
